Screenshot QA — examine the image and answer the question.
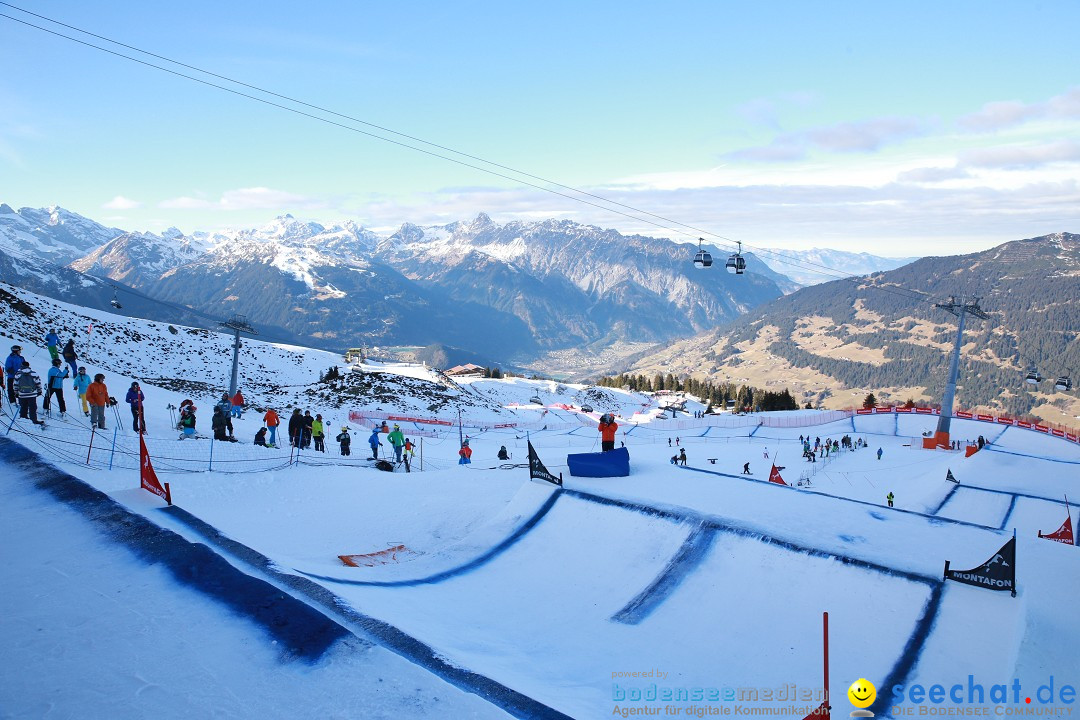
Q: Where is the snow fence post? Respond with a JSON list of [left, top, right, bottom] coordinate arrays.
[[107, 427, 118, 471], [86, 426, 96, 464], [5, 411, 17, 436], [208, 435, 214, 472]]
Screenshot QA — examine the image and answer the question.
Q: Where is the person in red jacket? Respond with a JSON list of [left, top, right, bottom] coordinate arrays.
[[230, 389, 244, 418], [598, 413, 618, 452], [458, 439, 472, 465]]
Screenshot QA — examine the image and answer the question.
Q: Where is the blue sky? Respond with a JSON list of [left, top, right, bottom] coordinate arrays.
[[1, 1, 1078, 256]]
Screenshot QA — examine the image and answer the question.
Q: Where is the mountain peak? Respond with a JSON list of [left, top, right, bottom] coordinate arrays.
[[472, 212, 493, 228]]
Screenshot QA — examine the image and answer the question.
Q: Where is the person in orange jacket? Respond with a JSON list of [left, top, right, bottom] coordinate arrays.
[[458, 439, 472, 465], [263, 408, 279, 447], [85, 373, 109, 429], [598, 413, 618, 452]]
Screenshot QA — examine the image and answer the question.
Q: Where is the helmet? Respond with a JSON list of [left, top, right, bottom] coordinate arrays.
[[52, 359, 62, 365], [78, 367, 86, 373], [11, 345, 20, 352], [462, 439, 470, 445], [341, 426, 348, 431]]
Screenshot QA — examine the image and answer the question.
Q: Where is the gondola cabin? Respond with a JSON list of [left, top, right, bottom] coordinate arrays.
[[695, 237, 712, 268], [1025, 369, 1042, 385], [725, 240, 746, 274], [1055, 376, 1072, 392]]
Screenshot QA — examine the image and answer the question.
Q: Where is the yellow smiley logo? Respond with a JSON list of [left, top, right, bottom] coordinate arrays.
[[847, 678, 876, 708]]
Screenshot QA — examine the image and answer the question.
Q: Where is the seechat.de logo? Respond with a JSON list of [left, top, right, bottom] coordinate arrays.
[[848, 678, 876, 717]]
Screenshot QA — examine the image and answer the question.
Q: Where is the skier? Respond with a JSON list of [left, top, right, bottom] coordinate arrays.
[[44, 329, 60, 362], [44, 359, 69, 417], [288, 409, 303, 448], [61, 339, 79, 379], [312, 414, 326, 452], [179, 408, 197, 439], [598, 413, 618, 452], [301, 410, 314, 449], [458, 439, 472, 465], [125, 381, 146, 433], [387, 423, 405, 462], [368, 427, 383, 459], [5, 345, 24, 403], [230, 389, 244, 418], [14, 360, 44, 425], [679, 448, 687, 466], [336, 426, 352, 456], [743, 462, 751, 475], [216, 393, 234, 437], [763, 446, 769, 459], [668, 437, 672, 447], [497, 445, 509, 460], [877, 447, 883, 461], [403, 438, 415, 472], [86, 373, 109, 430], [262, 408, 279, 447], [887, 491, 895, 508], [211, 406, 231, 441], [254, 427, 268, 446]]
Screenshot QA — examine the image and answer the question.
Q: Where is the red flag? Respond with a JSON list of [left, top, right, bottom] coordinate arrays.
[[139, 435, 171, 505], [768, 464, 786, 486], [1038, 513, 1074, 545]]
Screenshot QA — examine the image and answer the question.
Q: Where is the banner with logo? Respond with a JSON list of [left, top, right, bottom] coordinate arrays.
[[528, 441, 562, 486], [139, 435, 172, 505], [1038, 498, 1074, 545], [768, 464, 787, 486], [944, 535, 1016, 596], [946, 469, 958, 484]]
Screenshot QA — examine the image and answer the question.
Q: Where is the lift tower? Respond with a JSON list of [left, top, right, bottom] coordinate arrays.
[[219, 315, 258, 398], [923, 296, 988, 449]]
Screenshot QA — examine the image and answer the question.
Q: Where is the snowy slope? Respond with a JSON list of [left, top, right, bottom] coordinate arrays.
[[2, 287, 1079, 719]]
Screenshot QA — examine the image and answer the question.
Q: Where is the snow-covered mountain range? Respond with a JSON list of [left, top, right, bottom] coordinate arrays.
[[761, 246, 918, 286], [0, 205, 802, 363]]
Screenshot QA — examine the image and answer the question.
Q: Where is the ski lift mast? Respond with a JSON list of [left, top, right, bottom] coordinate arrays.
[[219, 315, 258, 397], [926, 296, 988, 449]]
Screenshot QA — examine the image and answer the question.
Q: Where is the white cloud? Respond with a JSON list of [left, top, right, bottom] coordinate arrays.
[[961, 140, 1080, 169], [958, 86, 1080, 132], [102, 195, 141, 210], [159, 187, 327, 211], [724, 115, 931, 163]]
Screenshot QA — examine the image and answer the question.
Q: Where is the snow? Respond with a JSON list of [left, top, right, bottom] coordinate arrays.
[[2, 283, 1080, 718]]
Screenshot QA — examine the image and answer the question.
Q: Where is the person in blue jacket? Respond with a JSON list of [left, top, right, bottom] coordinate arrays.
[[44, 329, 60, 362], [73, 367, 92, 416], [125, 381, 146, 433], [43, 358, 69, 416], [5, 345, 24, 403], [368, 427, 383, 459]]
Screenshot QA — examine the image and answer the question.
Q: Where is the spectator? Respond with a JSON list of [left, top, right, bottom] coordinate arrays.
[[86, 373, 109, 430]]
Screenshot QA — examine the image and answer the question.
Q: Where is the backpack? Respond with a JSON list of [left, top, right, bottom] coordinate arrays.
[[17, 371, 37, 395]]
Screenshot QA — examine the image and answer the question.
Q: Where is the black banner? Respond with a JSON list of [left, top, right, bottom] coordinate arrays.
[[944, 536, 1016, 597], [528, 441, 562, 486]]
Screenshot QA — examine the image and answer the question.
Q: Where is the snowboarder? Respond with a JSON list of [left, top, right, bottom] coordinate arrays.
[[230, 389, 244, 418], [216, 393, 234, 437], [743, 462, 751, 475], [86, 373, 109, 430], [44, 359, 68, 416], [877, 447, 883, 460], [179, 411, 196, 439], [670, 454, 679, 465], [977, 435, 985, 449], [263, 408, 279, 447], [14, 360, 44, 425], [887, 491, 895, 508], [312, 414, 326, 452], [387, 423, 405, 462], [5, 345, 24, 403], [458, 439, 472, 465], [125, 381, 146, 433], [497, 445, 509, 460], [336, 426, 351, 456], [598, 413, 618, 452], [44, 329, 60, 362], [61, 339, 79, 379], [368, 427, 383, 459], [679, 448, 687, 466], [254, 427, 268, 446]]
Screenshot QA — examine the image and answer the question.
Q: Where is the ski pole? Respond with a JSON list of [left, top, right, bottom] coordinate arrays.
[[86, 426, 96, 464]]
